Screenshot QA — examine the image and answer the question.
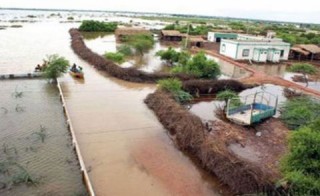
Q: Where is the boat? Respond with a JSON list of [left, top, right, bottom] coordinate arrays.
[[69, 70, 84, 78]]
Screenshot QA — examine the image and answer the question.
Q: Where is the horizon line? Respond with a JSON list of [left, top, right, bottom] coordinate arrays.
[[1, 7, 319, 25]]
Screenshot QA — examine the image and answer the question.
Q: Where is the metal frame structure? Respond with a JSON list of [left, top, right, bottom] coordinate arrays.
[[226, 91, 278, 125]]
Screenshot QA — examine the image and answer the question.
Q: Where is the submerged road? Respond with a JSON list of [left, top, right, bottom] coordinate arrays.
[[59, 65, 229, 196]]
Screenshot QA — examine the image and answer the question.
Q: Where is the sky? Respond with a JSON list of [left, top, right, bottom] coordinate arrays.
[[1, 0, 320, 23]]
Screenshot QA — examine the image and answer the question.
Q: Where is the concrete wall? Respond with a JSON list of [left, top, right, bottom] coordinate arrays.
[[220, 40, 290, 61], [220, 41, 238, 59], [208, 32, 215, 42]]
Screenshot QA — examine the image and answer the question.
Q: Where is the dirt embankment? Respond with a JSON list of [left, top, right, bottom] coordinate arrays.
[[182, 79, 250, 96], [69, 28, 194, 83], [144, 87, 279, 194]]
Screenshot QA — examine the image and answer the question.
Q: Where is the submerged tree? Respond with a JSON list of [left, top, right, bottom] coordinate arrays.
[[43, 54, 70, 82], [288, 63, 317, 87], [127, 34, 154, 56], [171, 52, 221, 79]]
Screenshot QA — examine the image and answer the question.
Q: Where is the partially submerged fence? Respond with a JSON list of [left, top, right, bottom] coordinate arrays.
[[0, 72, 41, 80], [57, 79, 95, 196]]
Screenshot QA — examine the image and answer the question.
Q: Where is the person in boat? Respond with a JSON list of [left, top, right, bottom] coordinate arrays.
[[71, 63, 78, 72]]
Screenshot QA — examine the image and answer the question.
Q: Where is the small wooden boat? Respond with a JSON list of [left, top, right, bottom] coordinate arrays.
[[69, 70, 84, 78]]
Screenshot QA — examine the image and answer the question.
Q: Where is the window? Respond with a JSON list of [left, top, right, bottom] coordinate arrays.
[[221, 44, 226, 52], [242, 49, 250, 57], [280, 50, 284, 57]]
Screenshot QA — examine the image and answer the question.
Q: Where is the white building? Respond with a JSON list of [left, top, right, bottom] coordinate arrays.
[[220, 39, 290, 63], [237, 34, 283, 42]]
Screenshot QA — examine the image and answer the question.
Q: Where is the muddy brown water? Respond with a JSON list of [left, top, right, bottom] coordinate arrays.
[[0, 79, 86, 195], [1, 11, 232, 196], [190, 84, 287, 121]]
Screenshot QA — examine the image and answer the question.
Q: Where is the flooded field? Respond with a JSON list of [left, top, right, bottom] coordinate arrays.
[[0, 79, 86, 195], [0, 10, 231, 195]]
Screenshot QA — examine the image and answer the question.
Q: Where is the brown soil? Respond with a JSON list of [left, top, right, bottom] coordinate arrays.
[[209, 119, 289, 181]]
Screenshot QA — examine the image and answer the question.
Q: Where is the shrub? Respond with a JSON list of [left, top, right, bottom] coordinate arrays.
[[79, 20, 117, 32], [280, 97, 320, 130], [127, 34, 155, 56], [156, 48, 191, 66], [171, 52, 221, 79], [280, 119, 320, 194], [43, 54, 70, 80], [216, 90, 239, 104], [156, 47, 180, 65], [117, 44, 133, 56], [104, 52, 125, 64], [158, 79, 193, 103]]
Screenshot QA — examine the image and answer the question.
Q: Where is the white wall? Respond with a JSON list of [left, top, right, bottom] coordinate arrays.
[[220, 41, 238, 58], [208, 32, 215, 42], [220, 40, 290, 61]]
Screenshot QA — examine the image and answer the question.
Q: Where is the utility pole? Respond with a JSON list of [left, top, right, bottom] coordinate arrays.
[[185, 23, 190, 49]]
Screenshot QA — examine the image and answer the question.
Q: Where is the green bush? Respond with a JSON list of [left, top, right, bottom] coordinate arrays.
[[158, 78, 182, 92], [43, 54, 70, 80], [156, 47, 180, 64], [117, 44, 133, 56], [280, 119, 320, 194], [280, 97, 320, 130], [127, 34, 154, 56], [104, 52, 125, 64], [171, 52, 221, 79], [79, 20, 117, 32], [158, 79, 193, 103]]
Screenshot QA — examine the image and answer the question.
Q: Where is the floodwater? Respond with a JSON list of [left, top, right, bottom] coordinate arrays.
[[0, 79, 86, 195], [249, 63, 320, 92], [0, 10, 231, 196], [83, 33, 177, 73], [189, 84, 287, 121]]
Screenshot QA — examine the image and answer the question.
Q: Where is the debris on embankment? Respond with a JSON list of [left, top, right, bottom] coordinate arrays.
[[144, 80, 282, 194]]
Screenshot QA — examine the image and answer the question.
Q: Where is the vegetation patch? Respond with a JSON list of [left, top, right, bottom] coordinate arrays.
[[288, 63, 317, 87], [163, 24, 213, 35], [104, 52, 125, 64], [42, 54, 70, 81], [171, 52, 221, 79], [124, 34, 155, 56], [280, 97, 320, 130], [158, 79, 192, 103], [79, 20, 117, 32], [280, 118, 320, 195]]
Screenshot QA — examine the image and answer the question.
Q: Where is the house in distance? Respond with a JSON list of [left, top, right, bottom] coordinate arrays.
[[208, 31, 291, 63]]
